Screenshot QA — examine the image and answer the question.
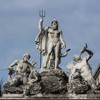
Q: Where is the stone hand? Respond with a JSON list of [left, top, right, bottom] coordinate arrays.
[[61, 43, 66, 49], [39, 17, 43, 23], [8, 67, 15, 75]]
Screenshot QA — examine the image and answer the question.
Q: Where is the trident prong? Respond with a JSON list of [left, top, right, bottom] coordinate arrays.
[[39, 10, 46, 19]]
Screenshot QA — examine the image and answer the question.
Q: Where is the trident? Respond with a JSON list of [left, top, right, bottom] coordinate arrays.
[[39, 10, 46, 19], [39, 10, 46, 69]]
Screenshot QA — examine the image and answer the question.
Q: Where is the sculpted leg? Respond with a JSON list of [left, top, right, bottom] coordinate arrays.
[[54, 42, 60, 69], [44, 43, 53, 68]]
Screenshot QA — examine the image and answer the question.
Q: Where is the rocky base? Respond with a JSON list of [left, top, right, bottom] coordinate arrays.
[[40, 69, 68, 94], [3, 82, 42, 95], [3, 69, 68, 95], [3, 82, 24, 94], [3, 68, 100, 98], [67, 79, 90, 94]]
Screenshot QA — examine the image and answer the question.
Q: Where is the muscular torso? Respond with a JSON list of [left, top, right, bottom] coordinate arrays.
[[74, 58, 91, 72], [16, 60, 31, 74], [72, 57, 92, 81], [47, 28, 61, 43]]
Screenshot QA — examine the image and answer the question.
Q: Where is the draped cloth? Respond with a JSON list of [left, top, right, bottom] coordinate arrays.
[[35, 27, 48, 55]]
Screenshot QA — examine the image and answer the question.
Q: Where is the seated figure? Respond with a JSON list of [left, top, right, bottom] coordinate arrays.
[[8, 53, 37, 86]]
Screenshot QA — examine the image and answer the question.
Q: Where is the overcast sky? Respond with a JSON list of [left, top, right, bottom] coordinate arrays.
[[0, 0, 100, 81]]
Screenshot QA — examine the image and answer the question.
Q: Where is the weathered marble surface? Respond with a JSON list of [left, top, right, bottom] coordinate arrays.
[[1, 94, 100, 99]]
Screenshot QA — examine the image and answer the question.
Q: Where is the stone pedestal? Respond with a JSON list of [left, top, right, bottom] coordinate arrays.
[[1, 94, 100, 99], [40, 69, 68, 94]]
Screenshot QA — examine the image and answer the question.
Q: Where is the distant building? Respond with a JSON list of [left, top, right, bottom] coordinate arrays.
[[94, 64, 100, 86]]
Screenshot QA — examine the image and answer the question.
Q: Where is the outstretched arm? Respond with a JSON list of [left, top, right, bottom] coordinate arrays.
[[8, 60, 18, 70], [35, 17, 44, 44], [38, 17, 43, 32], [8, 60, 19, 77], [78, 43, 88, 57], [85, 49, 93, 61], [79, 43, 93, 61]]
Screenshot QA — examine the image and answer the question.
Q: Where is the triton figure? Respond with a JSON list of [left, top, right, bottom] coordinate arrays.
[[67, 43, 97, 89]]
